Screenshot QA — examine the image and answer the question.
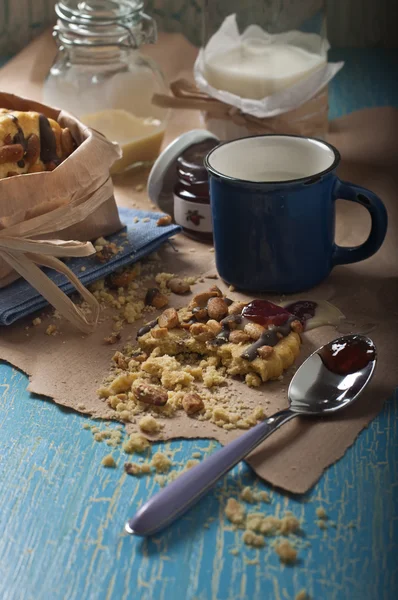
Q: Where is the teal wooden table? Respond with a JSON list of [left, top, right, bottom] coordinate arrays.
[[0, 49, 397, 600]]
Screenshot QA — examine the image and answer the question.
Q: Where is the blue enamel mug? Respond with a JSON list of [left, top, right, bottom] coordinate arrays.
[[204, 135, 388, 293]]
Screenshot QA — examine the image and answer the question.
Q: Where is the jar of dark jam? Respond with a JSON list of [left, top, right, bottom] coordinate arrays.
[[173, 138, 219, 242]]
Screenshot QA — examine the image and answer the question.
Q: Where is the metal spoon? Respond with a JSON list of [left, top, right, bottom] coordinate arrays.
[[125, 334, 376, 537]]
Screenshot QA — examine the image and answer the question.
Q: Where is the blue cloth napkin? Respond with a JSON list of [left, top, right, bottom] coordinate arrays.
[[0, 207, 180, 326]]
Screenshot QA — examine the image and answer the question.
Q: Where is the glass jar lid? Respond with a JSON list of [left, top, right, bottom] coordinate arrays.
[[54, 0, 156, 49]]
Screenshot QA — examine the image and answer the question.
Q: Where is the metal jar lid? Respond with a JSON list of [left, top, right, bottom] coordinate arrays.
[[147, 129, 219, 218]]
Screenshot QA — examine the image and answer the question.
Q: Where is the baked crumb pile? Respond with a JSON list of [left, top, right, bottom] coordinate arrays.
[[97, 267, 302, 434]]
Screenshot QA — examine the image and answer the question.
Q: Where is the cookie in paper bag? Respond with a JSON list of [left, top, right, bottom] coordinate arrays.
[[0, 109, 76, 178], [0, 92, 123, 288]]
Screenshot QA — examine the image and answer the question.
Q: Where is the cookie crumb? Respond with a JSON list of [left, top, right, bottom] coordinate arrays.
[[123, 433, 150, 454], [32, 317, 41, 326], [225, 498, 246, 526], [124, 462, 151, 476], [243, 530, 265, 548], [240, 486, 257, 504], [256, 492, 270, 504], [151, 452, 172, 473], [295, 590, 309, 600], [139, 415, 161, 433], [45, 324, 57, 336], [135, 184, 144, 192], [274, 540, 297, 564], [101, 455, 116, 468], [316, 506, 327, 519]]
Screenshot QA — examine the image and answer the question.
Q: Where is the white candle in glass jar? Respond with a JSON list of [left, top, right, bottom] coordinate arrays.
[[203, 38, 326, 99]]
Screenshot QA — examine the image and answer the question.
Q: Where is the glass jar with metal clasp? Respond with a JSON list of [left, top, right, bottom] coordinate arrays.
[[44, 0, 169, 174]]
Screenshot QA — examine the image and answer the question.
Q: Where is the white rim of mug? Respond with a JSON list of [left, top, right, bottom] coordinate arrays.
[[204, 133, 341, 186]]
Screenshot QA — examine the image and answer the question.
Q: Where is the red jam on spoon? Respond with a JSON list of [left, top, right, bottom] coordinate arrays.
[[242, 300, 293, 327], [319, 336, 376, 375]]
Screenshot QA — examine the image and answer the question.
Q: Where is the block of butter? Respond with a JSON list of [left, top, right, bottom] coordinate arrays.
[[81, 108, 165, 174]]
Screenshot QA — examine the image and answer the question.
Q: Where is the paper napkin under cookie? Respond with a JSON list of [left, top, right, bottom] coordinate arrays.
[[0, 207, 180, 326]]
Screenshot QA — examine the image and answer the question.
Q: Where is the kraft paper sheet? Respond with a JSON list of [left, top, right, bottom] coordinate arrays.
[[0, 32, 396, 493]]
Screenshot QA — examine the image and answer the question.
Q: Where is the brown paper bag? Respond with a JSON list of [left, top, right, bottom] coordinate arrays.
[[0, 92, 123, 332]]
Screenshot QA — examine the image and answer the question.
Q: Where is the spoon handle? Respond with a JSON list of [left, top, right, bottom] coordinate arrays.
[[126, 408, 296, 537]]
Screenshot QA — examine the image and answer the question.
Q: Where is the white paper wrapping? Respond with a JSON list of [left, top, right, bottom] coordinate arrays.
[[194, 14, 344, 120]]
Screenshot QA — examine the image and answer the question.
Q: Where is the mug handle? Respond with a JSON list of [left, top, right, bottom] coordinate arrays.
[[332, 179, 388, 266]]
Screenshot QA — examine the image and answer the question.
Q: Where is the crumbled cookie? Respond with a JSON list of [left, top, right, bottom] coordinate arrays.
[[0, 110, 76, 179]]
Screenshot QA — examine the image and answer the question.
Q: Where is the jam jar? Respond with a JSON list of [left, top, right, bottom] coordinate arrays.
[[173, 138, 218, 242]]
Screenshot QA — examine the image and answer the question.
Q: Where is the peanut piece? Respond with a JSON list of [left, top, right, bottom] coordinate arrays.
[[28, 163, 44, 173], [189, 322, 215, 342], [25, 134, 40, 165], [133, 382, 168, 406], [61, 127, 75, 156], [128, 351, 148, 364], [0, 144, 24, 164], [192, 307, 208, 321], [228, 301, 247, 316], [189, 288, 221, 309], [158, 307, 179, 329], [182, 393, 204, 415], [209, 285, 223, 297], [108, 268, 139, 289], [151, 327, 168, 339], [207, 297, 229, 321], [52, 125, 62, 158], [257, 345, 274, 359], [206, 319, 222, 335], [167, 277, 191, 294], [244, 321, 265, 340], [229, 330, 250, 344], [145, 287, 169, 309], [112, 351, 128, 369], [290, 319, 304, 333], [156, 214, 173, 226]]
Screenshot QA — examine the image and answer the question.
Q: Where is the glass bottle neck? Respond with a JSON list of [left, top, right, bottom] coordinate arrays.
[[53, 2, 156, 52], [63, 44, 134, 65]]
